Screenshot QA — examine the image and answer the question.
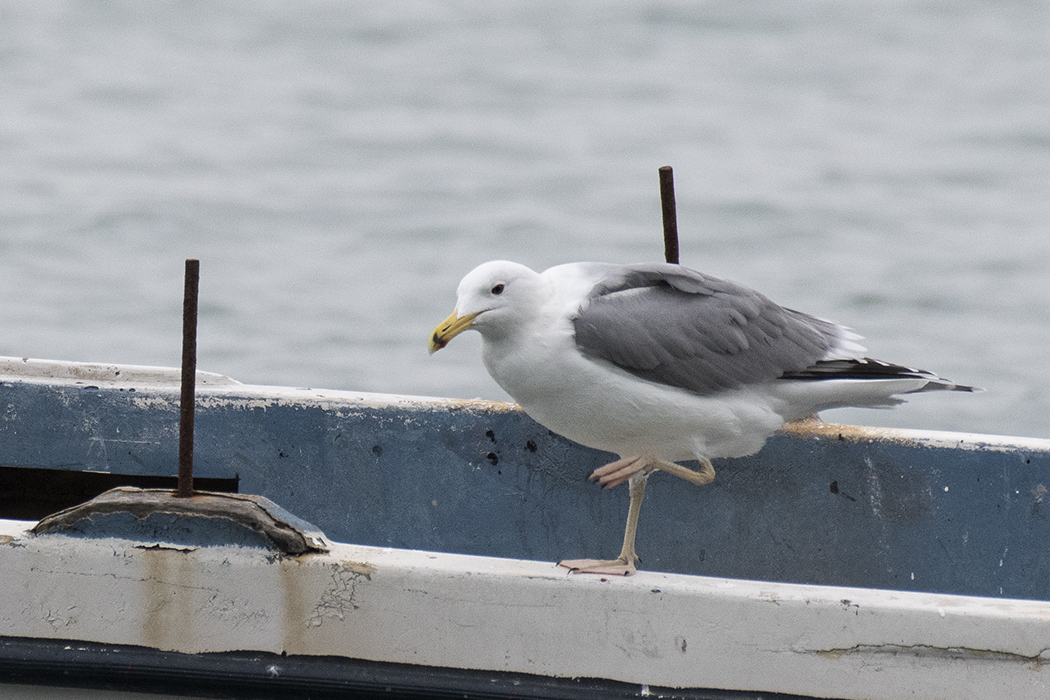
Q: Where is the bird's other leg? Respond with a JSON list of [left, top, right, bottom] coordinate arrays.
[[651, 456, 715, 487], [590, 455, 716, 490], [559, 473, 647, 576]]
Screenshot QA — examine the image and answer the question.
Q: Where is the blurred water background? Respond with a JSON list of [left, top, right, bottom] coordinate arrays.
[[1, 1, 1047, 438]]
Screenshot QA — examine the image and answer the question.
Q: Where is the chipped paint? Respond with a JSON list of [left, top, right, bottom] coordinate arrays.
[[4, 356, 1050, 603], [779, 417, 1050, 454], [809, 643, 1050, 668], [2, 518, 1050, 700], [307, 562, 371, 628]]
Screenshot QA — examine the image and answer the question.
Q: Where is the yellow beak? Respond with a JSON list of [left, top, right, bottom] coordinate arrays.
[[428, 310, 479, 354]]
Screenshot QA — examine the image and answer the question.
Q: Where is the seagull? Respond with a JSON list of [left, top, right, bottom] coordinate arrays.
[[429, 260, 979, 576]]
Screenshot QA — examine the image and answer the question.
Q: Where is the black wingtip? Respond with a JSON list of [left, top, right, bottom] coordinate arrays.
[[781, 358, 980, 393]]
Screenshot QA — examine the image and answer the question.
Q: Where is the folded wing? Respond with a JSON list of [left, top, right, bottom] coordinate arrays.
[[571, 263, 857, 395]]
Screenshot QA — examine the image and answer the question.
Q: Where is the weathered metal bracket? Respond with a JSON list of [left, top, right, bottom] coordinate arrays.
[[32, 487, 329, 555]]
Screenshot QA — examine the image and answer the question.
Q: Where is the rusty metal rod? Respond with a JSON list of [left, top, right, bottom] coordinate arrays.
[[658, 165, 679, 264], [177, 259, 200, 498]]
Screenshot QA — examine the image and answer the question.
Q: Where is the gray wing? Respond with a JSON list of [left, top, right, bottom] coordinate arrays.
[[571, 263, 845, 395]]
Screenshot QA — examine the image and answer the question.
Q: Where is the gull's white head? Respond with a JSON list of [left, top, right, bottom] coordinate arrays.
[[429, 260, 543, 353]]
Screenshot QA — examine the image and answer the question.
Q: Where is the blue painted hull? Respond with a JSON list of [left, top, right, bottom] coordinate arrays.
[[2, 357, 1048, 600]]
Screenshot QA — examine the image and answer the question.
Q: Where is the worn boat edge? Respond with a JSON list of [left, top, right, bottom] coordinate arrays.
[[2, 518, 1048, 700], [3, 355, 1047, 451]]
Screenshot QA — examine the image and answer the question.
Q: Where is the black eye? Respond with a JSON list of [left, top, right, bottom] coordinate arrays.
[[491, 284, 505, 295]]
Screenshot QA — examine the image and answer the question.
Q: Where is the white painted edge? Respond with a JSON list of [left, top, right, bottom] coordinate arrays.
[[3, 355, 1048, 453], [0, 356, 238, 386], [2, 519, 1048, 700]]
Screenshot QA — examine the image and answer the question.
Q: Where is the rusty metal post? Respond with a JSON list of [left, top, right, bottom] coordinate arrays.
[[177, 259, 200, 498], [659, 166, 679, 264]]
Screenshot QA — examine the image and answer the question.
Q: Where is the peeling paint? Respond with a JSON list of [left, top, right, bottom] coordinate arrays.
[[4, 356, 1050, 603], [809, 643, 1050, 668], [3, 518, 1050, 699], [307, 562, 372, 628]]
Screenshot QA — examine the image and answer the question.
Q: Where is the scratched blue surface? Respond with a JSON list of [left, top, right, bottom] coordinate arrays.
[[2, 377, 1048, 600]]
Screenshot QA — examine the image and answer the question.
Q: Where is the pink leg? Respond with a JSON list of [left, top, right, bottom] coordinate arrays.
[[559, 455, 717, 576], [559, 473, 647, 576], [589, 455, 649, 489], [590, 455, 716, 489]]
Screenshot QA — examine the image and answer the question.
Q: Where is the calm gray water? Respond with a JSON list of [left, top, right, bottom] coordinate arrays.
[[1, 1, 1048, 438]]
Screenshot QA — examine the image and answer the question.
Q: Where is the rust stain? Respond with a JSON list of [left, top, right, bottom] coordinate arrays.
[[814, 648, 846, 661], [778, 419, 927, 448], [141, 545, 200, 651], [279, 558, 308, 654], [429, 398, 521, 414], [340, 560, 374, 577]]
